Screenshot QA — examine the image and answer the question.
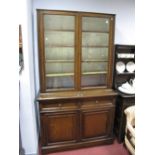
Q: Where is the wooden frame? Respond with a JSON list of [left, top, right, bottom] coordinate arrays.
[[37, 10, 117, 154], [37, 10, 115, 92]]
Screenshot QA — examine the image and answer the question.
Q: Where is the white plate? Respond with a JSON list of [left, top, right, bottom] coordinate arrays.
[[116, 61, 125, 73], [118, 86, 135, 94], [126, 61, 135, 73]]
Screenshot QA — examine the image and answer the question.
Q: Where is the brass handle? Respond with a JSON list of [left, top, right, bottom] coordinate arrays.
[[95, 100, 99, 103]]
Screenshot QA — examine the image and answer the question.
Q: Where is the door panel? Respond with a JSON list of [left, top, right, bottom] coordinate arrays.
[[81, 109, 112, 140], [41, 112, 78, 145], [43, 14, 76, 91]]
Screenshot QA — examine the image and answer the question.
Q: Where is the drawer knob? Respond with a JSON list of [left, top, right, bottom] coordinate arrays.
[[95, 100, 98, 103], [58, 104, 62, 107]]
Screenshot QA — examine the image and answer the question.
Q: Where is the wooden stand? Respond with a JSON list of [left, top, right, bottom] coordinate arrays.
[[38, 89, 117, 154]]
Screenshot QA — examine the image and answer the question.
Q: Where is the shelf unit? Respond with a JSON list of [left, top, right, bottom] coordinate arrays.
[[37, 10, 117, 154], [113, 44, 135, 143], [38, 10, 115, 92], [113, 44, 135, 88]]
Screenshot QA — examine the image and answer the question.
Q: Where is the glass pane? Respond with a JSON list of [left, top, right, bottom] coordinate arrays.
[[82, 62, 108, 73], [82, 17, 109, 32], [45, 47, 74, 60], [82, 48, 108, 61], [82, 32, 109, 46], [44, 15, 75, 30], [45, 31, 74, 46], [44, 14, 75, 90], [81, 74, 107, 87], [81, 16, 110, 88], [46, 76, 74, 89], [46, 63, 74, 74]]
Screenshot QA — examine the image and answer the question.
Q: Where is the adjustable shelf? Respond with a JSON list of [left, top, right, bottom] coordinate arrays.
[[46, 60, 74, 63], [46, 73, 74, 77], [82, 71, 107, 75]]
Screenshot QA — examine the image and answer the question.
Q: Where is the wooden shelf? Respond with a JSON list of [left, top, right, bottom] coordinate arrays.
[[46, 45, 108, 48], [45, 45, 75, 48], [82, 45, 109, 48], [46, 71, 107, 77], [45, 29, 109, 33], [46, 60, 74, 63], [82, 71, 107, 75], [45, 29, 75, 32], [116, 72, 135, 75], [82, 59, 108, 62], [116, 58, 135, 60], [46, 73, 74, 77], [82, 30, 109, 33]]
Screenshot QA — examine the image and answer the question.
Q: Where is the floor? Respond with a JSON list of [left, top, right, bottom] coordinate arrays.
[[39, 139, 130, 155]]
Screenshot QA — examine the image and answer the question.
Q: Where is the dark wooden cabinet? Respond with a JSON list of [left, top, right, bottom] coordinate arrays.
[[38, 90, 117, 154], [37, 9, 117, 154], [37, 10, 115, 92], [113, 45, 135, 143]]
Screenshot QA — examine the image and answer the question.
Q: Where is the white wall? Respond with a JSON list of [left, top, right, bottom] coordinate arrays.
[[19, 0, 38, 154]]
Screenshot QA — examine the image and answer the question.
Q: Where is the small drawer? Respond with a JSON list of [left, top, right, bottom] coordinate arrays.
[[40, 101, 77, 111], [81, 98, 114, 109]]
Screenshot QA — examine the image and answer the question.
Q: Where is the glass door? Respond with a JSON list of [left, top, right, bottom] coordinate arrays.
[[44, 14, 75, 90], [81, 16, 110, 88]]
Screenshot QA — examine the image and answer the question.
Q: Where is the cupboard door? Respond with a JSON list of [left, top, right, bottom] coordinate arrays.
[[43, 14, 76, 91], [41, 112, 78, 145], [81, 16, 113, 88], [81, 108, 114, 140], [38, 10, 115, 92]]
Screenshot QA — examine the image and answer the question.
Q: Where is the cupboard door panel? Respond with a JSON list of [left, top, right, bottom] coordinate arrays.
[[45, 47, 74, 60], [82, 17, 110, 32], [82, 62, 108, 73], [46, 76, 74, 90], [44, 14, 75, 30], [46, 62, 74, 74], [42, 112, 78, 145], [82, 47, 108, 61], [82, 32, 109, 46], [81, 74, 107, 87], [45, 31, 75, 46], [81, 109, 113, 140], [43, 14, 76, 91], [81, 16, 112, 89]]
